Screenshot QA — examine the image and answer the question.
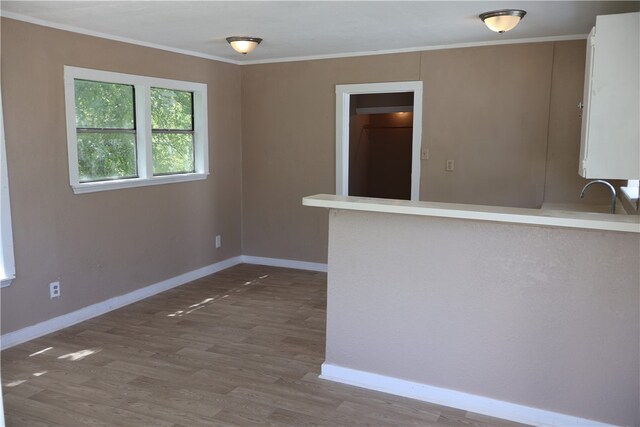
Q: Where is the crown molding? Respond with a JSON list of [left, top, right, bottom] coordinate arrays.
[[240, 34, 588, 65], [0, 11, 241, 65]]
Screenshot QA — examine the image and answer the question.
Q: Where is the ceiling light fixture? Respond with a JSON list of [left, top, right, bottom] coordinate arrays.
[[226, 36, 262, 54], [479, 9, 526, 33]]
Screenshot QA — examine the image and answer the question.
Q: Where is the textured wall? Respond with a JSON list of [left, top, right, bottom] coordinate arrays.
[[326, 209, 640, 426], [544, 40, 593, 202], [241, 41, 611, 263], [241, 53, 421, 262], [419, 43, 553, 206], [0, 18, 243, 334]]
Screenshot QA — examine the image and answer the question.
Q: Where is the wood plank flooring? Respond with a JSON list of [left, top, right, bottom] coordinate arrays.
[[2, 264, 527, 426]]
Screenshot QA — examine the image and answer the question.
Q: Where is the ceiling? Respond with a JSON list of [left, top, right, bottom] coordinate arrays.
[[1, 1, 639, 64]]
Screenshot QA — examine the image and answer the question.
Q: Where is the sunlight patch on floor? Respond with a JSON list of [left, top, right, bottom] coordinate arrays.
[[166, 274, 270, 317], [29, 346, 53, 357], [57, 347, 101, 361], [4, 379, 27, 387]]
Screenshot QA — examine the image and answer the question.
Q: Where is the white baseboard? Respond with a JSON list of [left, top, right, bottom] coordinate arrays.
[[241, 255, 327, 272], [320, 364, 616, 427], [0, 255, 327, 350], [0, 256, 243, 350]]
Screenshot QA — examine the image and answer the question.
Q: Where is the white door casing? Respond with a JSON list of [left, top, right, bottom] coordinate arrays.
[[335, 81, 423, 201]]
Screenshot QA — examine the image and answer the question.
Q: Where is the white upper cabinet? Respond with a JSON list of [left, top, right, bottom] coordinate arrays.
[[579, 12, 639, 179]]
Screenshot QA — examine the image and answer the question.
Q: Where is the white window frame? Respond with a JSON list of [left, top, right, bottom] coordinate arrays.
[[64, 66, 209, 194], [0, 87, 16, 287], [621, 179, 639, 206]]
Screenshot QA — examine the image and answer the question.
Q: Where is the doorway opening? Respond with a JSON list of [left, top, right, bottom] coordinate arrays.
[[336, 81, 423, 201]]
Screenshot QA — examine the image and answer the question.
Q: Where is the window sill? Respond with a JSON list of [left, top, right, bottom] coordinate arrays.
[[72, 172, 208, 194], [1, 275, 15, 288]]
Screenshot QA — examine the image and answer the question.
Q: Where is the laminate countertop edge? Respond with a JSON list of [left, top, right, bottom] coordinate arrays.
[[303, 194, 640, 234]]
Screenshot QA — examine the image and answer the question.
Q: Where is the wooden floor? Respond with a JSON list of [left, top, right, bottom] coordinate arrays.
[[2, 264, 527, 426]]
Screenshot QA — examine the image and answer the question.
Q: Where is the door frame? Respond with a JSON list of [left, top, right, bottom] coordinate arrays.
[[335, 81, 423, 201]]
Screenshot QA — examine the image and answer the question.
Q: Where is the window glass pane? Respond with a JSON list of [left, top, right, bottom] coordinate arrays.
[[77, 133, 137, 182], [151, 88, 193, 130], [75, 80, 135, 129], [152, 133, 195, 175]]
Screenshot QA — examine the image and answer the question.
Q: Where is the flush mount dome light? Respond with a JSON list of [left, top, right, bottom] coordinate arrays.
[[226, 36, 263, 54], [479, 9, 527, 33]]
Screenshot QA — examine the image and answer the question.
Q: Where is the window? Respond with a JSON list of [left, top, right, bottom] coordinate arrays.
[[0, 87, 16, 287], [151, 87, 195, 175], [621, 179, 639, 207], [64, 67, 208, 193], [75, 80, 138, 182]]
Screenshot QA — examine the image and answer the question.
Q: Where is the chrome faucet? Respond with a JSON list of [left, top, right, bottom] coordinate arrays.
[[580, 180, 617, 214]]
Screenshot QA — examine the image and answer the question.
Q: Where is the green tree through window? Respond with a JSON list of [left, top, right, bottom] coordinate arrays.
[[151, 88, 195, 175], [74, 80, 137, 182], [65, 66, 209, 193]]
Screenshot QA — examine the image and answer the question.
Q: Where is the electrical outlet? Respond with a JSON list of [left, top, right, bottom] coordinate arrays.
[[446, 159, 455, 171], [215, 235, 222, 249], [49, 281, 61, 299]]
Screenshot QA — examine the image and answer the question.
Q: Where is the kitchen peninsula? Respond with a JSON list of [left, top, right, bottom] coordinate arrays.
[[304, 194, 640, 427]]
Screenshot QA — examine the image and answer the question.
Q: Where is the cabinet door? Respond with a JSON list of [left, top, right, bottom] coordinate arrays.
[[580, 12, 639, 179], [579, 27, 596, 177]]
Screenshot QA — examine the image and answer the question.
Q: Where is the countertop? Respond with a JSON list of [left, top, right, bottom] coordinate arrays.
[[303, 194, 640, 233]]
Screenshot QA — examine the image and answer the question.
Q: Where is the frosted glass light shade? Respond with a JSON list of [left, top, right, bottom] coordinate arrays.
[[480, 10, 526, 33], [226, 37, 262, 54]]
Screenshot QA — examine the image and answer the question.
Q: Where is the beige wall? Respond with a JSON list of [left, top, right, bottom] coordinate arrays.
[[544, 40, 592, 202], [0, 19, 243, 334], [241, 41, 614, 263], [241, 53, 421, 262], [419, 43, 553, 206], [326, 209, 640, 426]]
